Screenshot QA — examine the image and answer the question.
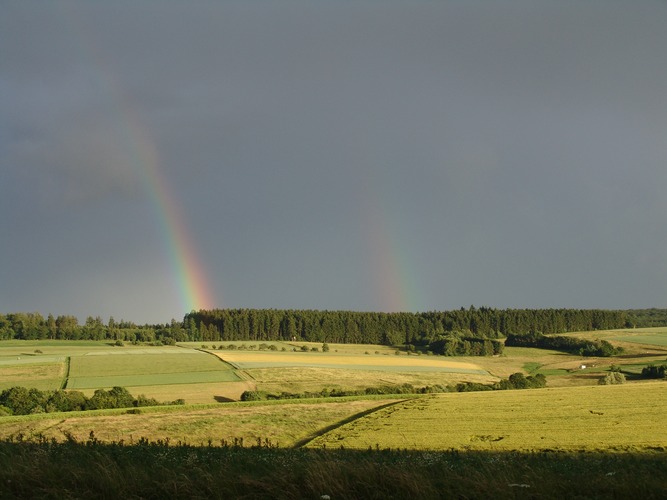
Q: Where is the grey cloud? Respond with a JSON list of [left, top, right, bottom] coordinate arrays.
[[2, 1, 666, 322]]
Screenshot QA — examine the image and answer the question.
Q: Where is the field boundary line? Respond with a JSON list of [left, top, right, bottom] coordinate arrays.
[[191, 347, 241, 370], [60, 356, 71, 390], [293, 398, 413, 449]]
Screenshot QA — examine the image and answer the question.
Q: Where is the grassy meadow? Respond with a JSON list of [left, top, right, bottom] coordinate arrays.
[[67, 349, 240, 390]]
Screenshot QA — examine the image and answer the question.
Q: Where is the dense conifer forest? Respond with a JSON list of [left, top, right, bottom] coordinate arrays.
[[1, 308, 665, 349]]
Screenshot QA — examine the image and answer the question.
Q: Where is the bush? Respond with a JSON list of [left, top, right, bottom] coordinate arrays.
[[240, 391, 268, 401], [322, 343, 330, 352], [599, 372, 626, 385]]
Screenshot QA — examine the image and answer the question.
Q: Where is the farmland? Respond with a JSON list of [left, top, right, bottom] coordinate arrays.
[[1, 329, 667, 497], [306, 383, 667, 451], [67, 348, 240, 390], [1, 329, 666, 449]]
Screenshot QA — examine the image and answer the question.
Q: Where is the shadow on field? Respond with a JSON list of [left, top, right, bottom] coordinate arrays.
[[0, 437, 665, 499], [214, 395, 235, 403], [292, 399, 408, 448]]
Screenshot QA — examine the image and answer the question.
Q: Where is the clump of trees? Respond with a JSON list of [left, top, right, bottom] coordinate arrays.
[[640, 364, 667, 379], [504, 332, 623, 357], [0, 386, 184, 416], [425, 333, 504, 356]]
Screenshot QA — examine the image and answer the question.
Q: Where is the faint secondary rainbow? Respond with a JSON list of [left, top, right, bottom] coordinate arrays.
[[61, 4, 217, 314], [362, 180, 421, 313]]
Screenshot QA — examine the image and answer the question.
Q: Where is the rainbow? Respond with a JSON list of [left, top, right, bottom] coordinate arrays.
[[362, 182, 421, 313], [61, 5, 217, 315], [130, 123, 217, 313]]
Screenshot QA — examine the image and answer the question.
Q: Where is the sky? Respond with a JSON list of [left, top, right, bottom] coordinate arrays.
[[2, 1, 667, 324]]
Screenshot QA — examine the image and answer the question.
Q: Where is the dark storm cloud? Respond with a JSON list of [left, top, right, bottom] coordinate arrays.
[[2, 1, 666, 322]]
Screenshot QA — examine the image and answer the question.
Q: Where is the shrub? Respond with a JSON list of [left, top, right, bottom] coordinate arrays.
[[322, 342, 330, 352], [599, 372, 626, 385], [240, 391, 268, 401]]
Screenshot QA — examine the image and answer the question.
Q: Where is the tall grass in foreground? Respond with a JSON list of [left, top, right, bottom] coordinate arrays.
[[0, 436, 665, 499]]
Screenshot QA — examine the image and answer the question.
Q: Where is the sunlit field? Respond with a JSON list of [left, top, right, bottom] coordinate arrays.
[[67, 349, 240, 389], [0, 397, 402, 447], [307, 383, 667, 452], [2, 333, 667, 498]]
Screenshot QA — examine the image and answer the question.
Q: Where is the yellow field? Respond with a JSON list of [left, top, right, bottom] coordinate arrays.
[[0, 362, 66, 391], [79, 381, 256, 404], [306, 382, 667, 451], [213, 349, 485, 371], [244, 367, 496, 394]]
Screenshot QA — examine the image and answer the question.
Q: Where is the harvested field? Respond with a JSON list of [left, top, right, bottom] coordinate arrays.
[[306, 382, 667, 451], [245, 367, 496, 394], [0, 398, 397, 447], [0, 361, 66, 391]]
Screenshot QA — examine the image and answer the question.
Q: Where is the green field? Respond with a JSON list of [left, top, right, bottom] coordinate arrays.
[[0, 343, 243, 401], [562, 327, 667, 350], [67, 350, 240, 389], [611, 333, 667, 347]]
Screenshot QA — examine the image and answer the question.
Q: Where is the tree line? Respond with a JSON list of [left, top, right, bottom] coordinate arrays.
[[184, 307, 632, 345], [0, 386, 184, 416], [1, 307, 661, 346], [504, 332, 624, 357]]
